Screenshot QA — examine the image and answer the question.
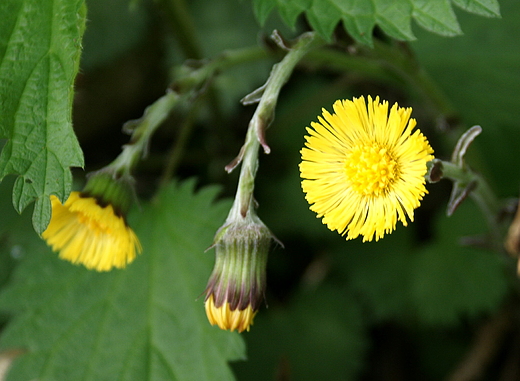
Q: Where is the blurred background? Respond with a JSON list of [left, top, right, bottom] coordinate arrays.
[[4, 0, 520, 379]]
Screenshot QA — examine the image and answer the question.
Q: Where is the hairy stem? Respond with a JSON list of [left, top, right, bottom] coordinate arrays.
[[441, 160, 502, 245], [108, 90, 181, 176], [228, 32, 324, 220], [108, 46, 274, 178]]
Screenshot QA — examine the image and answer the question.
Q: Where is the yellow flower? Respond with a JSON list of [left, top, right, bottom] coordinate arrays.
[[42, 191, 142, 271], [205, 295, 257, 333], [300, 96, 434, 242]]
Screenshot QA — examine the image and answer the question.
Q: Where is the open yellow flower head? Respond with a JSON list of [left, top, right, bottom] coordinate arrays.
[[42, 172, 142, 271], [300, 96, 434, 242]]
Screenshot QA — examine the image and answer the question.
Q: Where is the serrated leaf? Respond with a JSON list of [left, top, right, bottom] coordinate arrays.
[[0, 180, 245, 381], [374, 0, 415, 41], [305, 0, 342, 42], [250, 0, 500, 45], [0, 0, 86, 235], [339, 0, 376, 46], [233, 286, 367, 380], [452, 0, 501, 17], [410, 203, 508, 326], [275, 0, 312, 28], [252, 0, 276, 25], [412, 0, 462, 36], [337, 229, 416, 322], [411, 245, 507, 326]]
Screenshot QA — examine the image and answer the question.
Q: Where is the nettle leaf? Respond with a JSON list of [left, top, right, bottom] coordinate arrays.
[[410, 202, 508, 326], [253, 0, 276, 25], [412, 0, 461, 37], [0, 180, 245, 381], [250, 0, 500, 45], [276, 0, 313, 28], [337, 229, 416, 322], [233, 286, 367, 380], [0, 0, 86, 235], [334, 200, 508, 327], [452, 0, 500, 17]]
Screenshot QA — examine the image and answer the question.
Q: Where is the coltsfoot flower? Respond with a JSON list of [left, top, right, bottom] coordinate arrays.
[[300, 96, 434, 242], [204, 215, 272, 333], [42, 172, 141, 271]]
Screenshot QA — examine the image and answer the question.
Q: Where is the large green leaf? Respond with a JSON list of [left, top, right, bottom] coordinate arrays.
[[250, 0, 500, 45], [233, 286, 367, 381], [410, 201, 508, 326], [0, 0, 86, 235], [337, 228, 417, 323], [335, 200, 508, 327], [0, 180, 245, 381]]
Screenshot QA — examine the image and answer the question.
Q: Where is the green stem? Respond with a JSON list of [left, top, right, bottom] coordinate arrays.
[[107, 46, 273, 178], [441, 160, 502, 241], [108, 90, 181, 176], [303, 48, 399, 84], [228, 32, 324, 221], [367, 40, 458, 121], [298, 40, 458, 125], [174, 46, 271, 93]]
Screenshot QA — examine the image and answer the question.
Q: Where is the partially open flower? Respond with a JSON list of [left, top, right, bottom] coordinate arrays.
[[204, 214, 272, 333], [42, 171, 141, 271]]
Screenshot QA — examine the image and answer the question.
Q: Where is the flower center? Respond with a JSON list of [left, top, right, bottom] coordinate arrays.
[[344, 143, 398, 196]]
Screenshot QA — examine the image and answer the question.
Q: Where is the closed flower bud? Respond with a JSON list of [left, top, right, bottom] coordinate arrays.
[[204, 214, 272, 333]]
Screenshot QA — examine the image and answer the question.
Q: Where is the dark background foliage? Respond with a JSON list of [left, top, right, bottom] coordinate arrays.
[[1, 0, 520, 379]]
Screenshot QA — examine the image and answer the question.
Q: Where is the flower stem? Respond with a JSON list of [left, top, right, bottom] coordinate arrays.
[[228, 32, 324, 221], [440, 160, 502, 243], [106, 46, 274, 179], [107, 90, 181, 177], [370, 40, 458, 122]]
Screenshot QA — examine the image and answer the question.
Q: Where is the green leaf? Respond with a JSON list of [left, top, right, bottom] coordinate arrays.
[[275, 0, 312, 28], [249, 0, 500, 45], [305, 0, 343, 42], [333, 199, 508, 327], [337, 229, 416, 322], [452, 0, 501, 17], [0, 180, 245, 381], [233, 286, 367, 380], [410, 202, 508, 326], [307, 0, 377, 45], [374, 0, 415, 41], [252, 0, 276, 25], [0, 0, 86, 235], [412, 0, 462, 36]]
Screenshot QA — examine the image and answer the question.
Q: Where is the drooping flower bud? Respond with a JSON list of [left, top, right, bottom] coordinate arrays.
[[204, 212, 272, 333]]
